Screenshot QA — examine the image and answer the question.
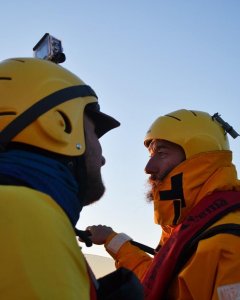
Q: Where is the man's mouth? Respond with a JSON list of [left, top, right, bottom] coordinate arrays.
[[148, 176, 160, 187]]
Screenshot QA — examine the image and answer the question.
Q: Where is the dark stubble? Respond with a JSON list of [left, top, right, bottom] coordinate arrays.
[[83, 171, 105, 206]]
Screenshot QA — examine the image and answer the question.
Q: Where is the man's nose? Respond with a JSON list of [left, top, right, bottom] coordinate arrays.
[[145, 156, 158, 174]]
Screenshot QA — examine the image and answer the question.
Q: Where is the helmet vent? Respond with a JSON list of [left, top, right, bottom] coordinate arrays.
[[165, 115, 181, 121], [9, 59, 25, 63], [189, 110, 197, 116], [0, 77, 12, 80], [57, 110, 72, 134]]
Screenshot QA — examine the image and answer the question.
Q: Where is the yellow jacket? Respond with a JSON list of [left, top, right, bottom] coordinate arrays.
[[105, 151, 240, 300], [0, 185, 93, 299]]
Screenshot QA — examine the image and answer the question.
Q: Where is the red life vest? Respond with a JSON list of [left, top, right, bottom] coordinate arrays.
[[142, 191, 240, 300]]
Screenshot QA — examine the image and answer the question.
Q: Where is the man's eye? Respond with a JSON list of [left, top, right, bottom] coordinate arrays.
[[157, 151, 167, 157]]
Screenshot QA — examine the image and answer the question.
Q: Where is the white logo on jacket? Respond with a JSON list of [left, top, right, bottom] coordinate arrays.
[[218, 283, 240, 300]]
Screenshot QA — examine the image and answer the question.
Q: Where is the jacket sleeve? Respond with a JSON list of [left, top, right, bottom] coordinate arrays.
[[104, 234, 153, 281]]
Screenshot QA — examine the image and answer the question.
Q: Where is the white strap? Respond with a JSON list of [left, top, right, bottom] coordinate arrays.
[[106, 233, 132, 254]]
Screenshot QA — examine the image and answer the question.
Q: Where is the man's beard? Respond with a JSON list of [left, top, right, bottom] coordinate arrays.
[[83, 171, 105, 206], [145, 167, 174, 202], [146, 189, 154, 202], [145, 177, 159, 203], [145, 172, 169, 202]]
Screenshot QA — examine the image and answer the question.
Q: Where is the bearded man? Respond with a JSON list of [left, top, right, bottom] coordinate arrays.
[[87, 109, 240, 300], [0, 57, 143, 300]]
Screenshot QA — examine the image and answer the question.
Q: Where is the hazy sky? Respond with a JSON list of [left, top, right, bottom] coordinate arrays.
[[1, 1, 240, 257]]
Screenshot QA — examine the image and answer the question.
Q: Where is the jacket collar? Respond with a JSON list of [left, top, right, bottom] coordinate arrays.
[[152, 151, 240, 231]]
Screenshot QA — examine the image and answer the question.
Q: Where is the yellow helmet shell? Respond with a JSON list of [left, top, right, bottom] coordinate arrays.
[[0, 58, 119, 156], [144, 109, 230, 158]]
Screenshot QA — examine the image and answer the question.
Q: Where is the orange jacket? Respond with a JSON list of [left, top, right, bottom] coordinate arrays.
[[105, 151, 240, 299]]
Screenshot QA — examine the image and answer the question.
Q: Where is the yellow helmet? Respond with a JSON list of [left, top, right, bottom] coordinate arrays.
[[144, 109, 230, 159], [0, 58, 120, 156]]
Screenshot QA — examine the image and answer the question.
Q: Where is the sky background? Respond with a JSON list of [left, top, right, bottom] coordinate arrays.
[[1, 1, 240, 258]]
